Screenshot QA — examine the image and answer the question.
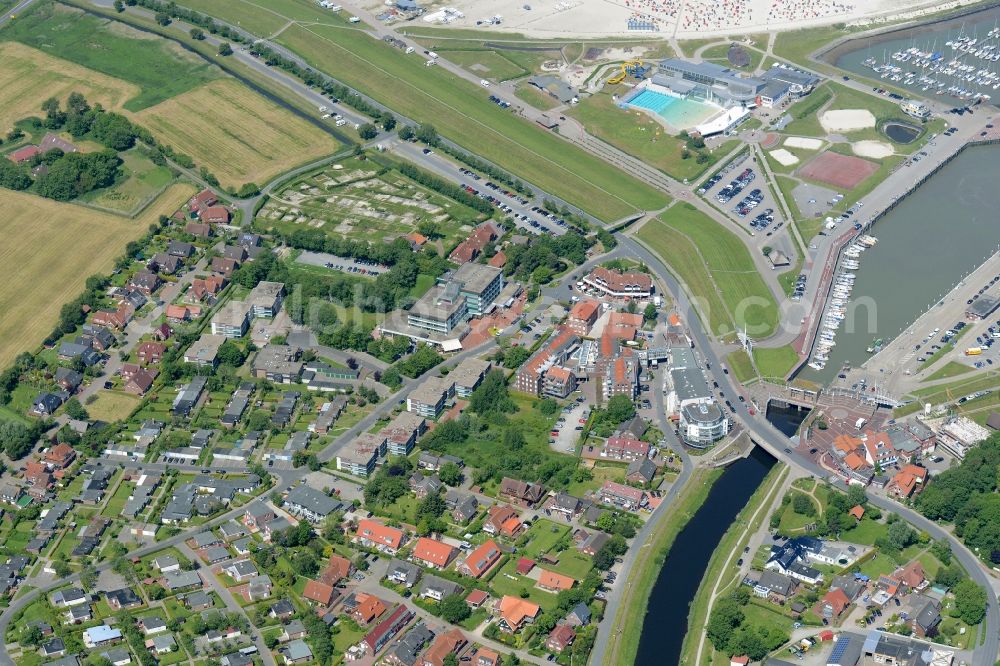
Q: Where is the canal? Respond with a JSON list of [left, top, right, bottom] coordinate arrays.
[[634, 447, 777, 665], [800, 144, 1000, 384]]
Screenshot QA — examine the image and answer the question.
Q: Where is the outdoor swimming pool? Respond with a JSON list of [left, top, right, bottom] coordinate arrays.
[[626, 88, 717, 129]]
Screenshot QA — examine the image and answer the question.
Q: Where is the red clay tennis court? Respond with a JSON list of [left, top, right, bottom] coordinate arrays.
[[797, 151, 878, 190]]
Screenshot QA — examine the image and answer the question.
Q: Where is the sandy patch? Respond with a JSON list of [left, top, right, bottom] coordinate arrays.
[[784, 137, 823, 150], [852, 140, 895, 158], [819, 109, 877, 133], [770, 149, 799, 167]]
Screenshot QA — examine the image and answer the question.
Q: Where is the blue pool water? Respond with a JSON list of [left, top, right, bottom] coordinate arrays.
[[626, 88, 715, 128]]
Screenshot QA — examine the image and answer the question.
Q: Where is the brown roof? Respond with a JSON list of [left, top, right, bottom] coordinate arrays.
[[302, 579, 336, 606], [320, 554, 352, 586], [536, 570, 575, 591], [822, 588, 850, 616]]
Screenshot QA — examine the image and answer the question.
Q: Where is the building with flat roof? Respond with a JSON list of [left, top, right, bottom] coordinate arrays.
[[407, 377, 454, 419], [450, 357, 492, 397], [409, 282, 467, 334], [680, 401, 729, 447], [184, 334, 225, 368], [211, 301, 251, 338], [252, 345, 303, 383], [336, 433, 387, 477], [966, 295, 998, 320], [247, 281, 284, 318], [667, 366, 712, 414], [450, 263, 504, 316]]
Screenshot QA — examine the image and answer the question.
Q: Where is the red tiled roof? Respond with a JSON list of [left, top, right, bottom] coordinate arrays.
[[302, 579, 335, 605], [9, 145, 40, 163], [498, 595, 540, 630], [461, 540, 501, 578], [412, 537, 456, 568], [356, 520, 404, 550], [537, 570, 575, 591]]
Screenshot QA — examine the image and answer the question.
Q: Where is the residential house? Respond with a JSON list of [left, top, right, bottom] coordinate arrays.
[[626, 457, 657, 486], [351, 593, 388, 625], [905, 594, 942, 637], [421, 628, 467, 666], [380, 411, 427, 457], [816, 588, 851, 621], [545, 624, 576, 654], [411, 538, 456, 570], [210, 301, 251, 338], [83, 625, 122, 649], [886, 465, 928, 499], [302, 580, 337, 607], [567, 300, 600, 337], [284, 485, 341, 523], [496, 596, 540, 633], [166, 304, 201, 324], [598, 481, 646, 511], [355, 519, 405, 554], [753, 570, 798, 602], [54, 368, 83, 393], [450, 357, 492, 397], [106, 588, 142, 611], [363, 604, 414, 655], [123, 367, 158, 396], [407, 376, 453, 420], [582, 267, 653, 299], [536, 570, 575, 593], [128, 270, 161, 296], [602, 434, 650, 462], [418, 575, 462, 602], [565, 603, 591, 627], [498, 477, 546, 507], [320, 554, 353, 586], [483, 504, 521, 537], [458, 540, 501, 578], [449, 222, 498, 264], [281, 639, 313, 665], [387, 559, 423, 588], [446, 490, 478, 524]]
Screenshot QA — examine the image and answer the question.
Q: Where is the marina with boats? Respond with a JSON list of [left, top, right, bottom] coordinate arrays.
[[807, 235, 878, 372]]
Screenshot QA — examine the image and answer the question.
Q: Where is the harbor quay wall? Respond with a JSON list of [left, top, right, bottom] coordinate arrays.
[[788, 136, 999, 382]]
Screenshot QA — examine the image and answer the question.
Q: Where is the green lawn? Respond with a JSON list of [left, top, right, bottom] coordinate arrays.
[[4, 2, 221, 110], [840, 518, 888, 546], [567, 88, 736, 183], [488, 559, 559, 612], [442, 49, 530, 82], [520, 520, 569, 559], [543, 549, 594, 580], [754, 345, 800, 380], [514, 83, 562, 111], [925, 361, 974, 382], [80, 149, 175, 214], [637, 204, 779, 338]]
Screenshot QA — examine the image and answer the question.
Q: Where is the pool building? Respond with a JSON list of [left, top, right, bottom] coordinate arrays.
[[620, 59, 820, 134]]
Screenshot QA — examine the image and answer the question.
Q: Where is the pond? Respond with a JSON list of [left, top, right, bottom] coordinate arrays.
[[883, 121, 921, 144]]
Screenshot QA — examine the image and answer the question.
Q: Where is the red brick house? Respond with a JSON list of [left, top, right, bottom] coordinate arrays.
[[136, 342, 166, 364]]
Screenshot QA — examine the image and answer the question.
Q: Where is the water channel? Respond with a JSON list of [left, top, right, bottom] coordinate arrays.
[[634, 447, 777, 665], [799, 144, 1000, 384]]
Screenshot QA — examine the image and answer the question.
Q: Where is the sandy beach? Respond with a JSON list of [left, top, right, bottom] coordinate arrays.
[[393, 0, 984, 40]]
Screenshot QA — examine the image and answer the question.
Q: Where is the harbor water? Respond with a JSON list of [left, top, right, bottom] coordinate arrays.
[[801, 144, 1000, 384], [832, 6, 1000, 105], [634, 447, 776, 665]]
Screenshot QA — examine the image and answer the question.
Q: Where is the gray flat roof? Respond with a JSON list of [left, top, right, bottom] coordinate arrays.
[[452, 263, 503, 296], [671, 366, 711, 403]]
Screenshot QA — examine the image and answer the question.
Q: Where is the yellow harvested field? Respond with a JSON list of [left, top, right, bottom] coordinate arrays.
[[0, 184, 194, 370], [0, 41, 140, 130], [135, 79, 339, 189]]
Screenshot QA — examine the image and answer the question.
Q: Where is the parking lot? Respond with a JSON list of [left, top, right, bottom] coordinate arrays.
[[549, 400, 589, 454], [456, 168, 569, 237], [700, 165, 786, 238], [295, 249, 389, 276]]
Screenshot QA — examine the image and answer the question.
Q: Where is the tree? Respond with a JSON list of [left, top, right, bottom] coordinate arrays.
[[190, 28, 205, 40], [438, 462, 462, 487], [217, 340, 246, 367], [538, 398, 558, 417], [155, 11, 171, 25], [357, 123, 379, 140], [379, 112, 396, 131], [706, 598, 745, 652], [440, 594, 471, 623], [113, 0, 125, 11], [469, 369, 515, 418], [604, 394, 635, 426], [500, 345, 531, 369], [218, 42, 233, 56], [380, 366, 402, 389], [80, 564, 98, 591], [398, 125, 415, 141], [20, 625, 43, 647], [935, 564, 963, 588], [64, 397, 89, 420], [416, 124, 439, 145], [792, 493, 815, 517], [0, 421, 36, 460], [443, 654, 459, 666], [417, 490, 446, 521], [953, 579, 987, 625], [643, 302, 657, 323]]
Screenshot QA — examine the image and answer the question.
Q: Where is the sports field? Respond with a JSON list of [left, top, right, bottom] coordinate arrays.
[[0, 42, 140, 130], [0, 184, 194, 371], [3, 3, 220, 110], [135, 79, 340, 189], [636, 203, 779, 338]]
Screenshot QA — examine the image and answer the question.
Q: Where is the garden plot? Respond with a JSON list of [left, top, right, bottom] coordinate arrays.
[[256, 159, 483, 247]]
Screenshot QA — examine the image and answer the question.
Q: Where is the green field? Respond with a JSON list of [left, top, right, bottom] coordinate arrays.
[[637, 204, 779, 338], [727, 345, 800, 383], [163, 0, 666, 221], [80, 149, 175, 214], [440, 49, 530, 81], [3, 2, 221, 111], [513, 83, 562, 111], [567, 88, 737, 182]]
